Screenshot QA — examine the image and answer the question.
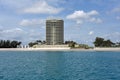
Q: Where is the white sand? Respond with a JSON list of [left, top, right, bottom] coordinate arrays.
[[0, 48, 71, 51], [0, 48, 93, 51], [0, 47, 120, 51], [94, 47, 120, 51]]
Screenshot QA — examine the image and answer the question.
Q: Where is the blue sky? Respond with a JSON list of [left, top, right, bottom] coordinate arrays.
[[0, 0, 120, 45]]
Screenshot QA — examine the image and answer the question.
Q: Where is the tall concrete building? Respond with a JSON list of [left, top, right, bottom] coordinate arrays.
[[46, 19, 64, 45]]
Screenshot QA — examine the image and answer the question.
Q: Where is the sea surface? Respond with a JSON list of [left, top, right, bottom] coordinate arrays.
[[0, 51, 120, 80]]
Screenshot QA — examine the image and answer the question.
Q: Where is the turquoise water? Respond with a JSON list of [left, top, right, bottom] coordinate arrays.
[[0, 51, 120, 80]]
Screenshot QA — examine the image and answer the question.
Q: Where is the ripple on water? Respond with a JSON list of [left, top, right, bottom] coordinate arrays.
[[0, 51, 120, 80], [0, 75, 4, 79]]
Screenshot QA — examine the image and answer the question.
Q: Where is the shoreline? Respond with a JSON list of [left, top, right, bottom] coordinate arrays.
[[0, 47, 120, 51], [94, 47, 120, 51], [0, 48, 92, 51]]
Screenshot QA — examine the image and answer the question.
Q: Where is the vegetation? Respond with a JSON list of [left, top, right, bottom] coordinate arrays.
[[64, 41, 77, 48], [0, 40, 21, 48], [64, 41, 91, 49], [28, 42, 37, 47], [93, 37, 118, 47], [115, 42, 120, 47], [28, 38, 120, 48], [78, 44, 90, 49], [28, 40, 46, 47]]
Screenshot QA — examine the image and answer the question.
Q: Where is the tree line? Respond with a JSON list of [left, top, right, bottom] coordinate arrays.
[[93, 37, 120, 47], [28, 40, 78, 48], [0, 40, 21, 48], [28, 40, 46, 47], [0, 37, 118, 48], [28, 40, 91, 48]]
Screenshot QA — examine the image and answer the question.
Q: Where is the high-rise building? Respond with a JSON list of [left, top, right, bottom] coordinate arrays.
[[46, 19, 64, 45]]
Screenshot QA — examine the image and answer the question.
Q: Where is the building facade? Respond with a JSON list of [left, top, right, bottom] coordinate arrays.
[[46, 19, 64, 45]]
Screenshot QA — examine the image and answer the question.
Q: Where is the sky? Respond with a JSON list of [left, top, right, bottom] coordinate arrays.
[[0, 0, 120, 46]]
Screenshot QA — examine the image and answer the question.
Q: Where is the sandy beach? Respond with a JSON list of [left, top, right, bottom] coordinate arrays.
[[94, 47, 120, 51], [0, 48, 93, 51], [0, 47, 119, 51], [0, 48, 71, 51]]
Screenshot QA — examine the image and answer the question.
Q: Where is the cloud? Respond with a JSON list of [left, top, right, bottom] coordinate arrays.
[[20, 19, 45, 27], [89, 31, 94, 35], [0, 27, 45, 44], [112, 7, 120, 13], [116, 16, 120, 20], [0, 25, 3, 30], [0, 0, 32, 10], [66, 10, 102, 24], [22, 1, 63, 14], [1, 28, 23, 33], [103, 32, 120, 42], [0, 28, 26, 40]]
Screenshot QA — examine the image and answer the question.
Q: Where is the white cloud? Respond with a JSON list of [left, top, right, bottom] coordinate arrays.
[[0, 27, 45, 44], [20, 19, 45, 27], [0, 28, 26, 40], [0, 25, 3, 30], [2, 28, 23, 33], [0, 0, 33, 10], [103, 32, 120, 42], [89, 31, 94, 35], [22, 1, 63, 14], [116, 16, 120, 20], [112, 7, 120, 13], [89, 18, 102, 23], [88, 10, 99, 16], [66, 10, 102, 24]]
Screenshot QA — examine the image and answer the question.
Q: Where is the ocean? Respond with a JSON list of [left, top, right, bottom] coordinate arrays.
[[0, 51, 120, 80]]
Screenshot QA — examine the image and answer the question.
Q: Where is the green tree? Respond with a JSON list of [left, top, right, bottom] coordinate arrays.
[[28, 40, 46, 47], [115, 42, 120, 47], [64, 41, 77, 48], [11, 41, 21, 48], [93, 37, 104, 47], [28, 42, 37, 47], [5, 40, 11, 48], [0, 40, 21, 48], [93, 37, 114, 47], [103, 40, 114, 47]]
